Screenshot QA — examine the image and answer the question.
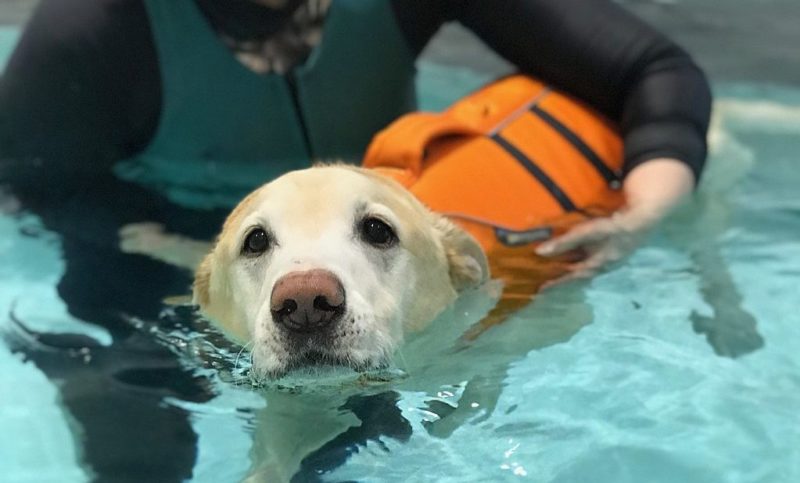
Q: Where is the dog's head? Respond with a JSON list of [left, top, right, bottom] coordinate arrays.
[[193, 166, 488, 378]]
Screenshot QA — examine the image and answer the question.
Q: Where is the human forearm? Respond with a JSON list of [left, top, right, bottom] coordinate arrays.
[[535, 157, 694, 266], [617, 157, 695, 229]]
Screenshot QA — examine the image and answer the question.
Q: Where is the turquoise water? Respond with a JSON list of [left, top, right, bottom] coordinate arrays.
[[0, 27, 18, 70], [2, 14, 800, 483]]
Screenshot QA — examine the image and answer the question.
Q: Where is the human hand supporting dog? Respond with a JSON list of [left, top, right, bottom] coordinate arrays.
[[535, 158, 695, 274]]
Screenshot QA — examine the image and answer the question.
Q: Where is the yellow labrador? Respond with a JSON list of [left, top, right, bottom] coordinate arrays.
[[191, 165, 488, 379]]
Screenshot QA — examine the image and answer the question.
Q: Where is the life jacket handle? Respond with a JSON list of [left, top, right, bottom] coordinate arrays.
[[363, 76, 554, 186], [363, 112, 480, 184]]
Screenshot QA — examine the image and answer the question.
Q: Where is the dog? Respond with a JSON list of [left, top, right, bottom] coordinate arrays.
[[192, 165, 489, 379]]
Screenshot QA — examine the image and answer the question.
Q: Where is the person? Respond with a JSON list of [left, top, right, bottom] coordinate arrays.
[[0, 0, 711, 479], [1, 0, 711, 259]]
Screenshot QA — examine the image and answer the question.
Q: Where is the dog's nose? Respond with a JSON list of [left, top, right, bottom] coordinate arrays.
[[270, 269, 346, 333]]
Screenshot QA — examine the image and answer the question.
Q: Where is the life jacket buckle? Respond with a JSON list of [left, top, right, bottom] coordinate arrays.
[[494, 226, 553, 246]]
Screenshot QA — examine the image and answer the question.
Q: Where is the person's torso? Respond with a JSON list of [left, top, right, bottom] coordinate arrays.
[[116, 0, 417, 208]]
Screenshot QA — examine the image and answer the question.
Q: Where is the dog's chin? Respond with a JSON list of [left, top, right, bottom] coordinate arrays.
[[248, 308, 399, 381], [251, 348, 391, 382], [288, 351, 390, 374]]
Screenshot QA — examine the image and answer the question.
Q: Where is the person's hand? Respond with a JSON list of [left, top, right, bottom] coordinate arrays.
[[535, 158, 695, 275]]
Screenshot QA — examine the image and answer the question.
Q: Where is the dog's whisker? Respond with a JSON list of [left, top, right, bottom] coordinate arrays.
[[247, 350, 257, 385], [232, 339, 255, 385], [234, 339, 254, 369]]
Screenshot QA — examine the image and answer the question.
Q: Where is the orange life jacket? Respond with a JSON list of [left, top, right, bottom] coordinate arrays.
[[363, 75, 625, 255]]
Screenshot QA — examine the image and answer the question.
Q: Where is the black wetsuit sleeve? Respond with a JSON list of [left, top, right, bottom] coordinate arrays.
[[392, 0, 712, 183], [0, 0, 159, 179]]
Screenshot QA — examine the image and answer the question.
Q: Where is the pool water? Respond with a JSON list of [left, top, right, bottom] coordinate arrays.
[[2, 4, 800, 482]]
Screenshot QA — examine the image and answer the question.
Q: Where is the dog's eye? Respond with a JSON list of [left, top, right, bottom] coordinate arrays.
[[243, 228, 270, 255], [360, 217, 397, 248]]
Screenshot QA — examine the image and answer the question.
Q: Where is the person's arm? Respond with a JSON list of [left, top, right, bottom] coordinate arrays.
[[450, 0, 711, 180], [535, 158, 693, 270], [0, 0, 159, 185], [445, 0, 711, 266]]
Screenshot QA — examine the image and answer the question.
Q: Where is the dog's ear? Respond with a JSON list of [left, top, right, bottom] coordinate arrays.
[[434, 216, 489, 291], [193, 253, 214, 307], [192, 249, 249, 342]]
